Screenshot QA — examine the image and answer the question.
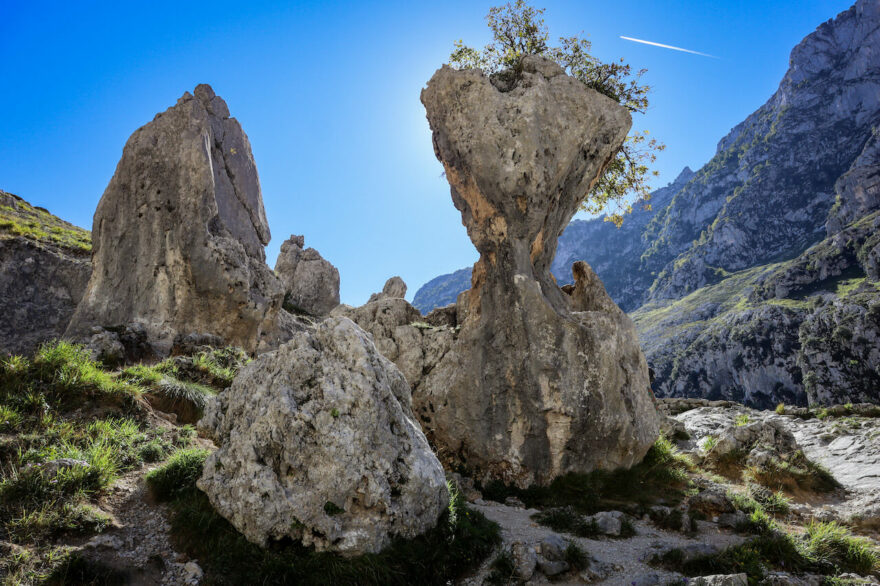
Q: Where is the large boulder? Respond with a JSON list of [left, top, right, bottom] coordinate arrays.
[[274, 235, 340, 316], [417, 56, 660, 487], [197, 317, 449, 554], [65, 84, 285, 354], [0, 191, 91, 356], [333, 296, 456, 400]]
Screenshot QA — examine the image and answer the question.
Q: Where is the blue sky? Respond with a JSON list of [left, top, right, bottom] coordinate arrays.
[[0, 0, 854, 305]]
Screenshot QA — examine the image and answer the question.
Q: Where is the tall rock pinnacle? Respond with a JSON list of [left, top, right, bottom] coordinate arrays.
[[66, 84, 284, 353], [418, 56, 660, 487]]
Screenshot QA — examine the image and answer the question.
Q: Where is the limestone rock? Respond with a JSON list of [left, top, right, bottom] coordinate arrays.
[[274, 235, 340, 316], [368, 276, 407, 302], [711, 419, 799, 458], [418, 55, 659, 486], [65, 84, 285, 354], [197, 317, 448, 554], [0, 191, 91, 356], [332, 297, 456, 396]]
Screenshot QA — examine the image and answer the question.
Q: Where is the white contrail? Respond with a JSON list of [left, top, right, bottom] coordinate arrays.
[[620, 36, 718, 58]]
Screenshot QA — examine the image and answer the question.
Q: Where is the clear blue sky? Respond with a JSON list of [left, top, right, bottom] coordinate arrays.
[[0, 0, 854, 305]]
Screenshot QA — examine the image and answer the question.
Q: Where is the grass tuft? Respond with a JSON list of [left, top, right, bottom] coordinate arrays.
[[146, 448, 210, 502]]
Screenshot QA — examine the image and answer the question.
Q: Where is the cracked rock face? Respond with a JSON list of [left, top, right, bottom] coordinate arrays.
[[197, 317, 448, 554], [65, 84, 284, 353], [274, 235, 340, 316], [418, 56, 660, 487]]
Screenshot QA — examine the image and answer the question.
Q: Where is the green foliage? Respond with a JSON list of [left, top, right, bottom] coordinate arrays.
[[0, 348, 195, 579], [776, 403, 786, 415], [449, 0, 664, 227], [146, 448, 210, 502], [735, 414, 750, 426], [532, 506, 600, 537], [803, 521, 879, 575], [653, 520, 880, 579], [702, 435, 718, 452]]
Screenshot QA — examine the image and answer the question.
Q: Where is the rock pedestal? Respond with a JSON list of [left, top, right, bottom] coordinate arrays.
[[198, 317, 448, 554], [418, 56, 660, 487], [65, 84, 284, 354], [274, 235, 340, 316]]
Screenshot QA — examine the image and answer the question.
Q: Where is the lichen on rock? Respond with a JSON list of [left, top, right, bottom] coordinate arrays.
[[197, 317, 449, 555]]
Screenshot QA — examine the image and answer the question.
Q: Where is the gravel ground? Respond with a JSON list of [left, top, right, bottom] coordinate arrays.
[[463, 500, 745, 585]]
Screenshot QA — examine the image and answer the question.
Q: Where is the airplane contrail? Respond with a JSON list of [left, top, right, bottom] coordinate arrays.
[[620, 36, 718, 58]]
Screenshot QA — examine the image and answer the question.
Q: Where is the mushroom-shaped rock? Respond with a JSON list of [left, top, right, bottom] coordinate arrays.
[[65, 84, 284, 354], [418, 56, 660, 487], [197, 316, 449, 554], [274, 235, 340, 316]]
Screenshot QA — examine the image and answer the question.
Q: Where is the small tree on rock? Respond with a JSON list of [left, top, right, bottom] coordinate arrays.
[[450, 0, 665, 227]]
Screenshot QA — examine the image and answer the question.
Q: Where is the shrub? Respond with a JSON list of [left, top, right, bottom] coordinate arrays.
[[803, 521, 879, 575]]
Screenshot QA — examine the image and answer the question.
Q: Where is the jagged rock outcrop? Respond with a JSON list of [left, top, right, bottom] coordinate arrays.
[[645, 0, 880, 300], [65, 84, 287, 354], [332, 297, 455, 396], [274, 235, 340, 316], [0, 191, 92, 355], [417, 55, 659, 487], [409, 1, 877, 408], [636, 97, 880, 407], [368, 276, 407, 303], [198, 317, 448, 554]]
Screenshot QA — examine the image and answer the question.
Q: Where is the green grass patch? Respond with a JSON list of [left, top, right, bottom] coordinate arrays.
[[0, 194, 91, 252], [803, 521, 879, 575], [0, 343, 196, 578], [146, 447, 210, 501], [532, 506, 601, 538], [652, 521, 880, 579]]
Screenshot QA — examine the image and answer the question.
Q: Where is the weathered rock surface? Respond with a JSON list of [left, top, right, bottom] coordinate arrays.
[[0, 191, 92, 356], [197, 317, 448, 554], [634, 119, 880, 407], [414, 166, 696, 314], [274, 235, 340, 316], [669, 399, 880, 530], [368, 276, 407, 303], [416, 2, 880, 409], [332, 297, 455, 397], [65, 84, 286, 354], [418, 55, 659, 487]]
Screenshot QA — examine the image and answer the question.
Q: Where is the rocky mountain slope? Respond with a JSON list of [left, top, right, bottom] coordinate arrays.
[[0, 191, 91, 356], [414, 0, 880, 407]]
